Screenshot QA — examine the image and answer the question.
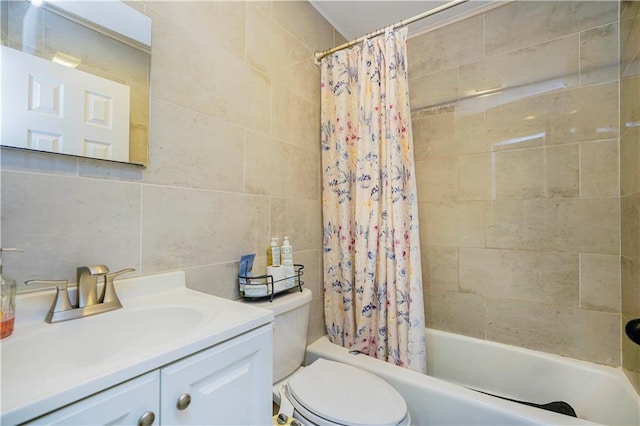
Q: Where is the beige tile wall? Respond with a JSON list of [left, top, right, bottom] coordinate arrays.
[[0, 0, 335, 344], [620, 0, 640, 392], [410, 0, 624, 366]]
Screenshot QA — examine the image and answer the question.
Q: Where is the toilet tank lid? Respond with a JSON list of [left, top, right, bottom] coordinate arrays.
[[288, 358, 407, 426], [240, 288, 312, 316]]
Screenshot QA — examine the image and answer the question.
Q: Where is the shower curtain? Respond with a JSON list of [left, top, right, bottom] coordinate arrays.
[[320, 27, 426, 373]]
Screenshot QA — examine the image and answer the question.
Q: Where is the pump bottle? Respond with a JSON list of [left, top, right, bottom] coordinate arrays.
[[1, 248, 22, 339]]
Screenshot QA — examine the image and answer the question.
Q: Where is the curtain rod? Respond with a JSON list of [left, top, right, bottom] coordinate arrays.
[[314, 0, 470, 65]]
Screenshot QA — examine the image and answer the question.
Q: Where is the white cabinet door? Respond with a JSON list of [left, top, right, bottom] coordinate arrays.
[[160, 325, 273, 425], [1, 45, 131, 161], [27, 371, 160, 425]]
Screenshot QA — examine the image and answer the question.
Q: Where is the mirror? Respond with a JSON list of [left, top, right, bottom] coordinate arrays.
[[0, 0, 151, 166]]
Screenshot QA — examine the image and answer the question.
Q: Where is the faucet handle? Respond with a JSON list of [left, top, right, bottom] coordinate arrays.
[[99, 268, 135, 304], [25, 280, 73, 321]]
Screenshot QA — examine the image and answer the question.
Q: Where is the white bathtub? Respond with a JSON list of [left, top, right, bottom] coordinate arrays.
[[305, 329, 640, 425]]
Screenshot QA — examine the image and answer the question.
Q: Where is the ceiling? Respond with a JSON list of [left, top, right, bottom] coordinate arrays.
[[309, 0, 493, 42]]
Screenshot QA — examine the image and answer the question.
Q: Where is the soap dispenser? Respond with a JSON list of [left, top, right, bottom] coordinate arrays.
[[1, 248, 22, 339]]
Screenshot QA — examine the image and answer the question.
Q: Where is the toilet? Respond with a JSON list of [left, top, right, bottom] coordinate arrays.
[[242, 288, 410, 426]]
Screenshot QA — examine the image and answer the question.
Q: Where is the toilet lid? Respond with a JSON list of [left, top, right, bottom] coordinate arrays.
[[287, 359, 407, 426]]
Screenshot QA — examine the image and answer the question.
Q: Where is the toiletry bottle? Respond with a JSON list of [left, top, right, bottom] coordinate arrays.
[[267, 237, 281, 267], [1, 248, 22, 339], [281, 237, 295, 288]]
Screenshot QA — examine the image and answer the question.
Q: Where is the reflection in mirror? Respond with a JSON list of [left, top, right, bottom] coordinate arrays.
[[0, 0, 150, 166]]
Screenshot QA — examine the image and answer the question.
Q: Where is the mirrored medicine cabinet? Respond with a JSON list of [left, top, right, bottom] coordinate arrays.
[[0, 0, 151, 166]]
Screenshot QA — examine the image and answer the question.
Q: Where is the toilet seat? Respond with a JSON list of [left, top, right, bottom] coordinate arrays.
[[284, 359, 409, 426]]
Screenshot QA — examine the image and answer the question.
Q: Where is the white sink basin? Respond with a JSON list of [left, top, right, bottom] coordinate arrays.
[[4, 305, 206, 370], [0, 271, 274, 425]]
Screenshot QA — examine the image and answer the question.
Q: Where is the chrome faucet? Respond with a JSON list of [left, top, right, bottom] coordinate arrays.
[[26, 265, 135, 323]]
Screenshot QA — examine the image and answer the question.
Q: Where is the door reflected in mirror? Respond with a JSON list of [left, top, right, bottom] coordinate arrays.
[[0, 0, 150, 166]]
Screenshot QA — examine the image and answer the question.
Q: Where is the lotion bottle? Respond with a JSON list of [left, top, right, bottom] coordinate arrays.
[[281, 237, 295, 288], [267, 237, 281, 267]]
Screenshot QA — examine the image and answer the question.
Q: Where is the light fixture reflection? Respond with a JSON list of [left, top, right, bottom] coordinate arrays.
[[52, 51, 81, 68]]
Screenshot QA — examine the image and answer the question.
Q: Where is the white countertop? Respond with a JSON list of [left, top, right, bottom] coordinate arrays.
[[0, 271, 274, 425]]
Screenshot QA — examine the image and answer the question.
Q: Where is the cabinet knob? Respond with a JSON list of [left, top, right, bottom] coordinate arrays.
[[137, 411, 155, 426], [176, 393, 191, 410]]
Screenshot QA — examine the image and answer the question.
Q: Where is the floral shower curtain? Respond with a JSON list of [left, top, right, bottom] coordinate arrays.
[[320, 27, 426, 373]]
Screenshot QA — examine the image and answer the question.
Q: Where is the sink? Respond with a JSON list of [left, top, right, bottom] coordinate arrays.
[[0, 270, 274, 425], [3, 305, 206, 373]]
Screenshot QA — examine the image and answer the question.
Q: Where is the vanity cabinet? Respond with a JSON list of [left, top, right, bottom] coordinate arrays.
[[27, 372, 160, 425], [27, 325, 272, 425]]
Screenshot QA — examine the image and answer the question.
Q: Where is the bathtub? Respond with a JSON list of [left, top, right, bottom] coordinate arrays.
[[305, 329, 640, 425]]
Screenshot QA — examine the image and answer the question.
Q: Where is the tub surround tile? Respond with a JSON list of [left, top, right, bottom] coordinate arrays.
[[622, 256, 640, 317], [486, 198, 619, 254], [621, 129, 640, 196], [412, 107, 456, 160], [409, 0, 625, 369], [622, 314, 640, 392], [580, 139, 619, 198], [484, 1, 618, 56], [419, 202, 458, 247], [419, 201, 484, 248], [458, 153, 492, 201], [408, 15, 484, 79], [459, 248, 579, 307], [580, 254, 621, 313], [494, 148, 544, 200], [1, 171, 142, 289], [622, 194, 640, 258], [621, 76, 640, 137], [485, 82, 618, 151], [459, 36, 580, 102], [409, 68, 459, 110], [425, 290, 486, 339], [486, 200, 546, 250], [580, 22, 619, 86], [457, 201, 486, 248], [486, 298, 621, 366], [416, 157, 458, 202], [422, 245, 459, 293], [454, 112, 487, 156], [621, 4, 640, 77], [544, 144, 580, 198]]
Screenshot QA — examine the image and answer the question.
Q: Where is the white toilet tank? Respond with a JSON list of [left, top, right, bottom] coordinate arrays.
[[241, 288, 312, 383]]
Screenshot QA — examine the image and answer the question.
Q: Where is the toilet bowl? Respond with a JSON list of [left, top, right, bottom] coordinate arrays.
[[241, 288, 410, 426]]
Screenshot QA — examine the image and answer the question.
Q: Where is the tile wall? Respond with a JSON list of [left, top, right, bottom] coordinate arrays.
[[0, 0, 338, 343], [409, 1, 624, 366], [620, 0, 640, 392]]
